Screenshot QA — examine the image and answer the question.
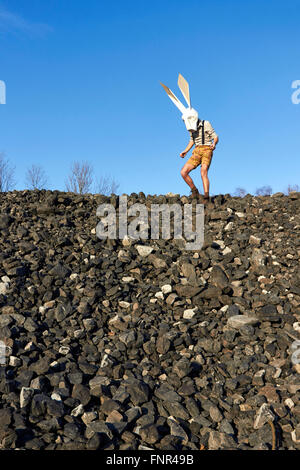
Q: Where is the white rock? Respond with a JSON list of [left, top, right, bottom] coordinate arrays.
[[24, 341, 35, 352], [253, 403, 275, 429], [227, 315, 259, 329], [100, 353, 114, 368], [136, 245, 154, 256], [183, 308, 198, 319], [51, 392, 62, 401], [158, 374, 167, 381], [273, 368, 282, 379], [50, 361, 59, 368], [291, 430, 300, 444], [71, 404, 85, 417], [293, 322, 300, 332], [161, 284, 172, 294], [118, 300, 131, 308], [1, 276, 10, 283], [224, 222, 234, 231], [122, 276, 135, 282], [59, 346, 70, 355], [222, 247, 232, 255], [253, 369, 265, 380], [284, 398, 295, 409], [0, 282, 9, 295], [220, 305, 229, 312], [155, 291, 164, 299], [20, 387, 34, 408], [9, 356, 22, 367]]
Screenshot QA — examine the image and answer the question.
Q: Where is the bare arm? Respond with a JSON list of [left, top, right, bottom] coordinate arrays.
[[180, 139, 194, 158], [211, 135, 219, 150]]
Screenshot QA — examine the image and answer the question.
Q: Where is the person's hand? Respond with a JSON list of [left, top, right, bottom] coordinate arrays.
[[180, 151, 187, 158], [210, 144, 215, 151]]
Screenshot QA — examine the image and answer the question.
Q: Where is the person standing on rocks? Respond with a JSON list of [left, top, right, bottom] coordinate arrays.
[[180, 118, 218, 204], [161, 74, 219, 204]]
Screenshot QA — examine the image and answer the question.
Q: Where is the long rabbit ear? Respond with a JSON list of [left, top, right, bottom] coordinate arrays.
[[178, 73, 191, 108], [160, 82, 186, 114]]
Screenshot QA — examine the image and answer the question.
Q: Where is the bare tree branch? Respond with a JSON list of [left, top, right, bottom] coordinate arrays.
[[25, 164, 48, 190], [65, 161, 94, 194], [94, 175, 120, 196], [255, 185, 272, 196], [233, 187, 247, 197], [285, 184, 299, 195], [0, 152, 16, 192]]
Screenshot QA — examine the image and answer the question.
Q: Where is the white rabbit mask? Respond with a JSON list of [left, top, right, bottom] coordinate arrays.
[[160, 74, 199, 131]]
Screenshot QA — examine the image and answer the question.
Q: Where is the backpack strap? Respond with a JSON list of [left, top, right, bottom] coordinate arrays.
[[202, 120, 205, 145]]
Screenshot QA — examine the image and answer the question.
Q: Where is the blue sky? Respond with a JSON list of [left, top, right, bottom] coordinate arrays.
[[0, 0, 299, 196]]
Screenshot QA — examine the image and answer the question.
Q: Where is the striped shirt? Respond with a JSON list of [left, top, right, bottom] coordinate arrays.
[[189, 119, 218, 146]]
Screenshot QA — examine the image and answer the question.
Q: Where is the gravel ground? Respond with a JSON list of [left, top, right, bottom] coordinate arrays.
[[0, 189, 299, 450]]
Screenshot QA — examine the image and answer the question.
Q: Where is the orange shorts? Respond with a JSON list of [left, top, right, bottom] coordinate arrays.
[[186, 145, 213, 169]]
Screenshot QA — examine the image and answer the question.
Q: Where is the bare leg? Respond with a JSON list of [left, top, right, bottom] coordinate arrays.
[[200, 163, 210, 195], [180, 163, 197, 189]]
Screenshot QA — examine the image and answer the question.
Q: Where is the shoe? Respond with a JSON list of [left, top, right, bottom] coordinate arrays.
[[190, 187, 200, 199], [203, 195, 210, 206], [204, 197, 214, 210]]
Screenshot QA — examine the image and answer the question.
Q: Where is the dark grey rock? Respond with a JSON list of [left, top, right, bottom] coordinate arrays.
[[126, 380, 150, 406], [139, 424, 161, 444], [72, 384, 91, 406]]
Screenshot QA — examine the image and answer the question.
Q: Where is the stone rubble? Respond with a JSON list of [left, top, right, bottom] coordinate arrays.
[[0, 189, 299, 450]]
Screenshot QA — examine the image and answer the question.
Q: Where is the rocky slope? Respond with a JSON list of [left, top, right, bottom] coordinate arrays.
[[0, 189, 299, 450]]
